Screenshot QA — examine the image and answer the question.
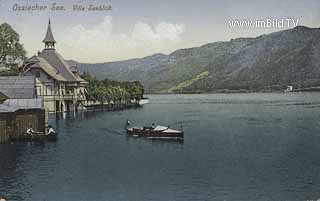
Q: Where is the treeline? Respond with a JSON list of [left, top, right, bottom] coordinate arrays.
[[82, 73, 144, 106]]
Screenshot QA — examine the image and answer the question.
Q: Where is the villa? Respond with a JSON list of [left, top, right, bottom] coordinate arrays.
[[23, 19, 88, 113]]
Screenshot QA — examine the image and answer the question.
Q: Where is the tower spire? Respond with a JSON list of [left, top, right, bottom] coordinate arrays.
[[43, 18, 56, 49]]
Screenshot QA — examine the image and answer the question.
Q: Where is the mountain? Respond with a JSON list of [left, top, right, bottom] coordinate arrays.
[[74, 26, 320, 93]]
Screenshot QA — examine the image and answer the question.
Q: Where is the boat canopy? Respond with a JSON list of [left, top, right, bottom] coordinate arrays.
[[154, 126, 168, 131]]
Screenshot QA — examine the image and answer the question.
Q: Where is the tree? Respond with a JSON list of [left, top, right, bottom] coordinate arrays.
[[0, 23, 26, 72]]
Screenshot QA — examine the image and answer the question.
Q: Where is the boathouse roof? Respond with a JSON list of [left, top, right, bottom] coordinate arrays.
[[0, 76, 36, 99], [0, 103, 16, 112]]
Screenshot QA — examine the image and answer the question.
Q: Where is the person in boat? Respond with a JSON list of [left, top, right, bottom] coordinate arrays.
[[124, 120, 130, 130], [143, 123, 155, 130], [26, 125, 34, 136], [46, 125, 56, 135]]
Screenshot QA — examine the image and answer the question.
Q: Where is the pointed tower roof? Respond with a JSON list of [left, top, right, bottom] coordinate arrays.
[[43, 19, 56, 44]]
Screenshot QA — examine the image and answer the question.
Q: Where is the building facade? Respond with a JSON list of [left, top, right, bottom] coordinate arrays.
[[24, 19, 87, 113]]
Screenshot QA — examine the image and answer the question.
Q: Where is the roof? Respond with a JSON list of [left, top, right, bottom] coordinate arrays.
[[0, 104, 16, 112], [3, 98, 42, 109], [43, 19, 56, 43], [26, 50, 86, 83], [28, 56, 66, 81], [0, 98, 42, 113], [38, 49, 86, 82], [70, 66, 78, 73], [0, 76, 36, 99]]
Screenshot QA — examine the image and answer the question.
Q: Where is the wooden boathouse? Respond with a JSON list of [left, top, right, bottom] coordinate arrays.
[[0, 108, 45, 143], [0, 76, 46, 143]]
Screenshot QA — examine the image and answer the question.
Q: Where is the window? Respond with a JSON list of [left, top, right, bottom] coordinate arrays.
[[46, 85, 52, 96], [35, 71, 40, 78], [36, 86, 41, 95]]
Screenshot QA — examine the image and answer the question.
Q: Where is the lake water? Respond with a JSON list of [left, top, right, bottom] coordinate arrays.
[[1, 93, 320, 201]]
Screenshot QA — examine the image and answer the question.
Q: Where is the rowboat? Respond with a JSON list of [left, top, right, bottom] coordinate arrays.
[[15, 132, 58, 142]]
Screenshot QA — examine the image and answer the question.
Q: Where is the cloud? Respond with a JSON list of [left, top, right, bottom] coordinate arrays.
[[58, 16, 185, 63]]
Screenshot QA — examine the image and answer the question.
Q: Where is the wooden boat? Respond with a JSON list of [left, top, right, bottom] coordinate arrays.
[[16, 132, 58, 142], [126, 125, 184, 140]]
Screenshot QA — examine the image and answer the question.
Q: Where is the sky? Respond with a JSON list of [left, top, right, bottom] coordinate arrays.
[[0, 0, 319, 63]]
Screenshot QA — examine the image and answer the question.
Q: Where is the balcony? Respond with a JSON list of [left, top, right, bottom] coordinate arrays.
[[41, 94, 86, 101]]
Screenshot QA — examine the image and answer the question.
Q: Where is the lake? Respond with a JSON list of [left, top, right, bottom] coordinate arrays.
[[1, 93, 320, 201]]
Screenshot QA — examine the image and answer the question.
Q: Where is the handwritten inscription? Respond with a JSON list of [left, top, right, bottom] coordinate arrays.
[[73, 4, 112, 11], [51, 3, 65, 11], [12, 3, 112, 12]]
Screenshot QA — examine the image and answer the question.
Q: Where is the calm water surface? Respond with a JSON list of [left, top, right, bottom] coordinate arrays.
[[1, 93, 320, 201]]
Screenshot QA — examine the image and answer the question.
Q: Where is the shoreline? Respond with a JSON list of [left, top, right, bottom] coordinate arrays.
[[145, 91, 320, 95]]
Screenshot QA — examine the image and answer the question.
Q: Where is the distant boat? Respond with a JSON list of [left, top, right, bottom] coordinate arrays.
[[284, 85, 293, 93], [139, 98, 149, 105], [126, 123, 184, 141]]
